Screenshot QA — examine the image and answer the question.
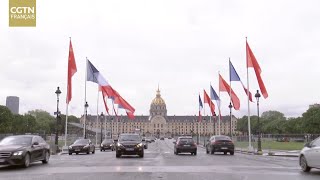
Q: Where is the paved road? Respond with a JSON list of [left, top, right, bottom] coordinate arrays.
[[0, 139, 319, 180]]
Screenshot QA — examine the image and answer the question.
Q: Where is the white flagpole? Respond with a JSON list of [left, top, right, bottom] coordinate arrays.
[[246, 38, 253, 151], [95, 86, 99, 145], [218, 71, 221, 135], [83, 58, 88, 138], [65, 105, 69, 146], [104, 110, 107, 140], [229, 58, 233, 138]]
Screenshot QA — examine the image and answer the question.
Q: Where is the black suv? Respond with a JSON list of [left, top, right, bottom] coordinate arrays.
[[115, 133, 144, 158]]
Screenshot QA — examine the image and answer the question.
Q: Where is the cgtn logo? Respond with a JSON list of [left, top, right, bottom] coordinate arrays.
[[9, 0, 36, 27], [10, 6, 35, 20]]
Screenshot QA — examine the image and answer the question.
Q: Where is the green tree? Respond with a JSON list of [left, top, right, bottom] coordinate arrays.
[[301, 107, 320, 134], [0, 105, 14, 133], [27, 110, 55, 134]]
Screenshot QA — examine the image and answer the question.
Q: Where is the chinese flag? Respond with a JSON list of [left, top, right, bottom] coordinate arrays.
[[204, 90, 215, 115], [246, 41, 268, 99], [66, 39, 77, 104], [219, 74, 240, 110]]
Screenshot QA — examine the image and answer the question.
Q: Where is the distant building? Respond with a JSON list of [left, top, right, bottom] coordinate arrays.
[[80, 87, 238, 138], [6, 96, 19, 114], [309, 103, 320, 109]]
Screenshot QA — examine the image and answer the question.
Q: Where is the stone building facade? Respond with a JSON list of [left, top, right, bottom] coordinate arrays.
[[80, 88, 238, 138]]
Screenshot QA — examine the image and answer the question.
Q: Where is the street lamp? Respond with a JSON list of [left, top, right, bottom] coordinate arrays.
[[228, 102, 233, 137], [84, 102, 89, 139], [54, 87, 61, 153], [100, 112, 104, 144], [255, 90, 262, 155]]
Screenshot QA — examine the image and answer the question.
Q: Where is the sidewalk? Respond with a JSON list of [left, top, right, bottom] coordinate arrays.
[[197, 144, 300, 157], [235, 147, 300, 157]]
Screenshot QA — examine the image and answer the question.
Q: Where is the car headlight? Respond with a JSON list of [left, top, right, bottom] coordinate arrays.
[[84, 145, 89, 148], [13, 151, 24, 156], [101, 144, 103, 147], [110, 144, 113, 146], [117, 143, 124, 147], [68, 146, 72, 149], [136, 143, 143, 147]]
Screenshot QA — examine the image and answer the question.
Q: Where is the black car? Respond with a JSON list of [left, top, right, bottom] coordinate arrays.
[[205, 135, 234, 155], [115, 133, 144, 158], [68, 139, 95, 155], [0, 135, 50, 168], [173, 136, 197, 155], [100, 139, 114, 151]]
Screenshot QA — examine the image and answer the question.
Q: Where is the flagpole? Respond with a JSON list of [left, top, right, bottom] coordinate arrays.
[[95, 86, 99, 146], [83, 58, 88, 138], [246, 37, 253, 151], [104, 109, 107, 140], [65, 105, 69, 146], [229, 58, 233, 138], [218, 71, 221, 135], [65, 37, 72, 147]]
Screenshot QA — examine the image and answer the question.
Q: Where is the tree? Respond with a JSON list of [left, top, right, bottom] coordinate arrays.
[[27, 110, 55, 134], [0, 105, 14, 133], [301, 107, 320, 134], [261, 110, 286, 121]]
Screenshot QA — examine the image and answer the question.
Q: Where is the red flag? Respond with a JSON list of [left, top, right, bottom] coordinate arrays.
[[246, 41, 268, 99], [114, 95, 135, 113], [100, 88, 110, 115], [66, 39, 77, 104], [203, 90, 215, 115], [219, 74, 240, 110], [242, 84, 253, 102], [100, 85, 120, 100], [126, 110, 135, 120]]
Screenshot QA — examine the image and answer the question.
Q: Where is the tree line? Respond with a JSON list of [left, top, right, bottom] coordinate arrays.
[[0, 105, 79, 135], [236, 107, 320, 135]]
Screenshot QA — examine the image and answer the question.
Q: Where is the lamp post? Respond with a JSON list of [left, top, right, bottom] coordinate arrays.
[[54, 87, 61, 153], [84, 102, 89, 139], [255, 90, 262, 155], [228, 102, 233, 137], [100, 112, 104, 144]]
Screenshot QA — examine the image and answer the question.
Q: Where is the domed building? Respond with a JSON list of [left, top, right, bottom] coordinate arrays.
[[80, 87, 238, 139]]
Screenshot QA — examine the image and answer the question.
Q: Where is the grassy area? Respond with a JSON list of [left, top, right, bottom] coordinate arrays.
[[235, 141, 305, 151]]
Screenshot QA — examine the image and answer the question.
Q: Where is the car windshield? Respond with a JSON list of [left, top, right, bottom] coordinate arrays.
[[215, 136, 231, 141], [119, 134, 141, 141], [74, 139, 89, 144], [0, 136, 32, 146], [178, 138, 194, 144], [102, 139, 113, 143]]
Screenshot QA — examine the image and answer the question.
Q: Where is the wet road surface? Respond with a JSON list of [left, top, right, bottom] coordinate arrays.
[[0, 138, 319, 180]]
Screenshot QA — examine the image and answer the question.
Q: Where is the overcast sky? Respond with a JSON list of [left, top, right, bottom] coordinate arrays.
[[1, 0, 320, 118]]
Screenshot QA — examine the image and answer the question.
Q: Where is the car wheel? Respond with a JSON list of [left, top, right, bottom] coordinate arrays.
[[230, 151, 234, 155], [194, 152, 197, 156], [87, 150, 90, 154], [100, 149, 102, 152], [69, 153, 72, 155], [116, 152, 121, 158], [139, 152, 144, 158], [224, 152, 227, 155], [23, 153, 31, 168], [92, 150, 95, 154], [206, 147, 209, 154], [76, 152, 79, 155], [300, 156, 311, 172], [210, 148, 215, 155], [42, 151, 50, 164]]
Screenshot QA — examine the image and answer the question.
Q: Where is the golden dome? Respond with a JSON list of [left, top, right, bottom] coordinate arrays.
[[151, 87, 166, 106]]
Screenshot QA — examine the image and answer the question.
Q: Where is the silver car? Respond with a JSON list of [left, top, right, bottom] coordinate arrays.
[[299, 136, 320, 172]]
